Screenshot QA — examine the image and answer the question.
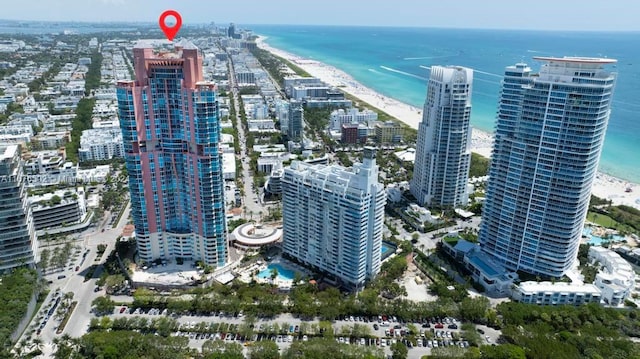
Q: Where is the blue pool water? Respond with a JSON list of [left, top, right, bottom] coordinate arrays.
[[381, 241, 397, 260], [583, 227, 626, 246], [257, 263, 296, 281]]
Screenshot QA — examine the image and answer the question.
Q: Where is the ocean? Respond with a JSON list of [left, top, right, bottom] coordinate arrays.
[[251, 25, 640, 183]]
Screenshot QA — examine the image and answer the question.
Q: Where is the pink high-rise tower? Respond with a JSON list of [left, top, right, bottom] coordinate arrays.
[[117, 42, 228, 267]]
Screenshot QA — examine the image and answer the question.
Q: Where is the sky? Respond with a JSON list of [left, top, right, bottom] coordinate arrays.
[[2, 0, 639, 31]]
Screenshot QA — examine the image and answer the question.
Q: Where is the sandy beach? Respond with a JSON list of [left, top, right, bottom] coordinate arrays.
[[256, 36, 640, 210]]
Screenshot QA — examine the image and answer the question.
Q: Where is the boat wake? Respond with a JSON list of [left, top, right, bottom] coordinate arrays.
[[473, 69, 502, 78], [403, 55, 456, 60], [380, 66, 427, 80]]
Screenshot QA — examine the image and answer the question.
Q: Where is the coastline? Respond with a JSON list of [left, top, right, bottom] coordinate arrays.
[[255, 36, 640, 210]]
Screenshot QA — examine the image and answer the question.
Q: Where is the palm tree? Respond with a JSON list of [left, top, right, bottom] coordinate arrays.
[[31, 338, 43, 353], [18, 338, 28, 355]]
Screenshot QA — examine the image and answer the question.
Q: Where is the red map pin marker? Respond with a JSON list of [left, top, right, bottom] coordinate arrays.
[[159, 10, 182, 41]]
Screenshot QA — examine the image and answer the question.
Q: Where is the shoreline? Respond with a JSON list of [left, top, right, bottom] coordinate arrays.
[[255, 36, 640, 210]]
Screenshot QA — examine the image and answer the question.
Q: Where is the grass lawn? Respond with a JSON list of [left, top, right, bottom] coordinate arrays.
[[587, 211, 636, 233]]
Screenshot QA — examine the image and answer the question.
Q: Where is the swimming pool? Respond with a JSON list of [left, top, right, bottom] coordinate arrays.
[[583, 227, 625, 246], [257, 263, 296, 281], [381, 241, 397, 260]]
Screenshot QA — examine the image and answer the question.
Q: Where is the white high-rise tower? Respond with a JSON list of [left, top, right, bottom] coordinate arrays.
[[281, 147, 385, 290], [411, 66, 473, 208], [479, 57, 617, 278]]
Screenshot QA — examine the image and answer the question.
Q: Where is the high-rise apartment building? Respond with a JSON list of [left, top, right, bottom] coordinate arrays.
[[479, 57, 617, 278], [281, 147, 385, 290], [0, 145, 38, 272], [287, 100, 303, 141], [411, 66, 473, 207], [117, 43, 228, 267]]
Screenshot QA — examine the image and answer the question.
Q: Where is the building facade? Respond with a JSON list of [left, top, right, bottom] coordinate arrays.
[[411, 66, 473, 207], [78, 128, 124, 162], [375, 121, 404, 144], [330, 108, 378, 131], [512, 281, 602, 306], [287, 100, 303, 141], [589, 246, 635, 306], [479, 57, 617, 278], [341, 123, 360, 144], [117, 43, 228, 267], [281, 147, 385, 290], [0, 145, 38, 272]]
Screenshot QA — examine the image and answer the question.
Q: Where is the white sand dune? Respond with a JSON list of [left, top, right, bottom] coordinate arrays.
[[256, 36, 640, 210]]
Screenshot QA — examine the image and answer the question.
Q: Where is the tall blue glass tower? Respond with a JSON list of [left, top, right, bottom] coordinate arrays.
[[479, 57, 617, 278]]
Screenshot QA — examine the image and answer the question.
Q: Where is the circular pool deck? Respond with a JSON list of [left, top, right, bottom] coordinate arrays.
[[232, 223, 282, 248]]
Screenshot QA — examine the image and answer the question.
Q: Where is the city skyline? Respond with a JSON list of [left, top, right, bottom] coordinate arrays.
[[3, 0, 640, 32]]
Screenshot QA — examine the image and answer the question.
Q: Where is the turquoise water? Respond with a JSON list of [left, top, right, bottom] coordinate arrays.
[[583, 227, 626, 246], [381, 241, 396, 260], [257, 263, 296, 281], [252, 25, 640, 183]]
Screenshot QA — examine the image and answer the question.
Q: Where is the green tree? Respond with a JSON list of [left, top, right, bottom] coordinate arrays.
[[91, 296, 115, 316], [390, 341, 408, 359], [480, 344, 526, 359], [39, 248, 51, 271], [249, 340, 280, 359], [202, 340, 244, 359], [459, 297, 490, 322]]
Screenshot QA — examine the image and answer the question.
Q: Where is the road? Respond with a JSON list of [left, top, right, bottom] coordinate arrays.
[[19, 204, 131, 358], [226, 53, 266, 219]]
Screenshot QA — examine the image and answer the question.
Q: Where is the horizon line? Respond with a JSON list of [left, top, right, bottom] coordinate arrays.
[[0, 18, 639, 33]]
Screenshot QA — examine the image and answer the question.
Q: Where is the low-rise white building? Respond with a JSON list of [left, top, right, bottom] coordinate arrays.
[[0, 125, 33, 143], [32, 131, 70, 150], [76, 165, 110, 183], [78, 128, 124, 162], [330, 108, 378, 131], [394, 148, 416, 163], [257, 152, 289, 174], [405, 203, 440, 223], [589, 246, 635, 306], [222, 152, 236, 180], [24, 151, 65, 174], [29, 188, 87, 230], [512, 281, 602, 306], [248, 119, 277, 132]]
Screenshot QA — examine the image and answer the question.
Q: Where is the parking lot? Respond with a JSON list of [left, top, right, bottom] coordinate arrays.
[[109, 308, 491, 358]]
